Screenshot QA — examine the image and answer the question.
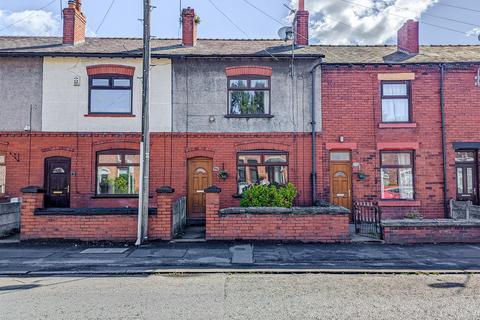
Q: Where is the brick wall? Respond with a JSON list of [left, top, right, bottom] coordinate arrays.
[[383, 225, 480, 244], [205, 191, 350, 242]]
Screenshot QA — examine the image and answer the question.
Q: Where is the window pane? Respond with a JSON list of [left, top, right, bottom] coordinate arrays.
[[113, 79, 131, 87], [383, 83, 407, 96], [330, 152, 351, 161], [264, 154, 287, 164], [455, 151, 475, 163], [90, 89, 132, 113], [229, 79, 248, 88], [238, 154, 261, 165], [97, 166, 139, 195], [92, 78, 109, 86], [467, 167, 474, 194], [457, 168, 464, 194], [237, 165, 288, 194], [0, 154, 5, 164], [381, 168, 414, 200], [251, 79, 268, 88], [98, 154, 122, 164], [0, 165, 5, 194], [381, 152, 412, 166], [125, 154, 140, 164], [229, 90, 269, 114], [382, 99, 409, 122]]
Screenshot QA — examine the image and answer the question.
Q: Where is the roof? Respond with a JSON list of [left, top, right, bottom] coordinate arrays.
[[1, 36, 480, 64]]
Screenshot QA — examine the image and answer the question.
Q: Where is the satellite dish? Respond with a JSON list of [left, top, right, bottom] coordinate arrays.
[[278, 26, 294, 41]]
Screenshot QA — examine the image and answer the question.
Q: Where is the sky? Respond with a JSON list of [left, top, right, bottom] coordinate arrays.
[[0, 0, 479, 45]]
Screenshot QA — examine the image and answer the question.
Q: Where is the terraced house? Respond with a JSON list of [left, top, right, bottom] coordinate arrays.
[[1, 0, 480, 243]]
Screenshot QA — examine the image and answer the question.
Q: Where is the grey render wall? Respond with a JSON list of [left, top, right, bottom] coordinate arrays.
[[0, 57, 43, 131], [172, 58, 321, 133]]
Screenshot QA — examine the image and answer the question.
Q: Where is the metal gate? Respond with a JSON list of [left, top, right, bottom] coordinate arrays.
[[353, 201, 382, 239]]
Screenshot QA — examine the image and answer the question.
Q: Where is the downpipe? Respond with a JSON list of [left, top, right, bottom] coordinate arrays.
[[310, 61, 322, 205]]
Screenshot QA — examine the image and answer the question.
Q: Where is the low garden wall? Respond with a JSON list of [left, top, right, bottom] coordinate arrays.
[[20, 186, 176, 241], [0, 202, 20, 237], [382, 219, 480, 244], [205, 187, 351, 242]]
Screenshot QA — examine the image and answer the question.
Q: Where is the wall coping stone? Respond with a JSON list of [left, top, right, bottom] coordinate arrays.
[[21, 186, 45, 193], [34, 207, 157, 216], [156, 186, 175, 194], [382, 219, 480, 227], [219, 206, 350, 215], [205, 186, 222, 193]]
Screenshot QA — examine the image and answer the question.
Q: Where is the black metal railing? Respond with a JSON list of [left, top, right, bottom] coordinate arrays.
[[353, 201, 382, 239]]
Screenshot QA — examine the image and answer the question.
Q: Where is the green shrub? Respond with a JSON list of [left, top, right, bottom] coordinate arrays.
[[240, 183, 297, 208]]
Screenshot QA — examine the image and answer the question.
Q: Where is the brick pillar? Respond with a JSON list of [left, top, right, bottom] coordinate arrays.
[[204, 186, 221, 240], [154, 186, 175, 241], [20, 186, 45, 240]]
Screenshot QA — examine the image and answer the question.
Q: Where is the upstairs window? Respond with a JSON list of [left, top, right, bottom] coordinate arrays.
[[381, 81, 411, 123], [237, 150, 288, 194], [96, 150, 139, 196], [89, 76, 133, 114], [228, 77, 270, 116], [0, 153, 5, 195], [380, 151, 414, 200]]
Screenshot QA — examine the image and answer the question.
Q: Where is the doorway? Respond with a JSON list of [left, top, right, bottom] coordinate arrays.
[[455, 150, 478, 204], [329, 151, 352, 211], [187, 157, 212, 224], [44, 157, 71, 208]]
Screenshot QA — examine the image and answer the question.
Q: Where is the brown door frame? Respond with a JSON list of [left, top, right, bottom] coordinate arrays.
[[44, 156, 71, 208], [329, 151, 353, 212], [455, 150, 478, 204], [187, 157, 213, 223]]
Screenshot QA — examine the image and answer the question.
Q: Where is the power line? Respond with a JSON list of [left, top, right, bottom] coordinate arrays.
[[339, 0, 474, 36], [436, 2, 480, 14], [95, 0, 116, 34], [0, 0, 58, 33], [206, 0, 279, 60]]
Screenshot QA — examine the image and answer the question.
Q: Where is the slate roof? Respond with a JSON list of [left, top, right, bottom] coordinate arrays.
[[1, 36, 479, 64]]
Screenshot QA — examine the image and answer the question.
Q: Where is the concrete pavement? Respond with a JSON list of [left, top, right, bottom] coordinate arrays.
[[1, 274, 479, 319], [1, 241, 480, 275]]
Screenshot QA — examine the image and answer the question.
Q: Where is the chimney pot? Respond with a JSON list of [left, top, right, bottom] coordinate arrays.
[[182, 7, 197, 47], [397, 20, 419, 54]]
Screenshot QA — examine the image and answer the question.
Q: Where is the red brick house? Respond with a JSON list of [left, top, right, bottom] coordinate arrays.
[[1, 1, 480, 243]]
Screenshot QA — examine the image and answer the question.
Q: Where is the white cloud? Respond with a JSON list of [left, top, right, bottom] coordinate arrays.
[[288, 0, 438, 45], [467, 27, 480, 37], [0, 10, 60, 36]]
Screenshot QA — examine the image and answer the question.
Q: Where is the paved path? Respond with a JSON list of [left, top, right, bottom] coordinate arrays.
[[1, 274, 479, 319], [1, 241, 480, 275]]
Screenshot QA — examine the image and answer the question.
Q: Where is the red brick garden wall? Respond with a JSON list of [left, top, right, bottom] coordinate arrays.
[[205, 192, 350, 242], [383, 225, 480, 244]]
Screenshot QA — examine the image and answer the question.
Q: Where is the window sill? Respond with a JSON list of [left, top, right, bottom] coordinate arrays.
[[91, 195, 152, 199], [378, 200, 421, 207], [379, 123, 417, 129], [84, 114, 135, 118], [224, 114, 274, 119]]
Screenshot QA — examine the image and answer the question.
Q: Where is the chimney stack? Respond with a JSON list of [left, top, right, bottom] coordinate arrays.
[[182, 7, 197, 47], [294, 0, 309, 46], [397, 20, 419, 54], [63, 0, 86, 45]]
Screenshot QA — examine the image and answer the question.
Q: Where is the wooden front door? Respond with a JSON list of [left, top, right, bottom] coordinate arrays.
[[330, 161, 352, 211], [455, 150, 478, 204], [187, 158, 212, 220], [45, 157, 71, 208]]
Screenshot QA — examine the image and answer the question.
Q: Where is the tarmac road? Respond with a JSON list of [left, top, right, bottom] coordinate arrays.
[[1, 273, 479, 320]]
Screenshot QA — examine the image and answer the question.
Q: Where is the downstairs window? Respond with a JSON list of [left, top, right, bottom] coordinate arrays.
[[96, 150, 140, 196], [0, 153, 5, 195], [380, 151, 414, 200], [237, 151, 288, 194]]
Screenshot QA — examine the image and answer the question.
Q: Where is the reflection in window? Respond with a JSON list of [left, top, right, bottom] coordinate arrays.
[[52, 167, 66, 174], [97, 150, 139, 195], [0, 153, 5, 195], [228, 77, 270, 115], [380, 151, 414, 200], [237, 151, 288, 194], [89, 76, 133, 114], [381, 81, 410, 123]]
